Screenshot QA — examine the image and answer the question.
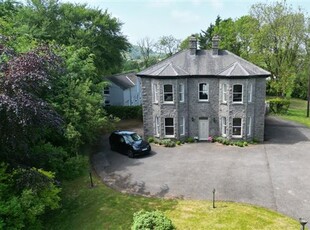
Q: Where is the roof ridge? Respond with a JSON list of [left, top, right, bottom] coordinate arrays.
[[125, 75, 135, 86]]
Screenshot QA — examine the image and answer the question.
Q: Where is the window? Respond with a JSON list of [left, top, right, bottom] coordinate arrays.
[[222, 84, 227, 103], [198, 83, 209, 101], [221, 117, 227, 137], [179, 83, 184, 102], [247, 117, 252, 136], [164, 84, 173, 103], [155, 116, 160, 136], [104, 100, 110, 106], [164, 118, 174, 137], [233, 84, 243, 103], [232, 118, 242, 137], [180, 117, 185, 136], [104, 87, 110, 95], [248, 83, 252, 103], [153, 83, 158, 103]]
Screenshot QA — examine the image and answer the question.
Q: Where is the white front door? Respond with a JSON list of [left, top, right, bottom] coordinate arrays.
[[199, 119, 209, 140]]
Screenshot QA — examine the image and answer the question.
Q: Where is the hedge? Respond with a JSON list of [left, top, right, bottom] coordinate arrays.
[[104, 105, 143, 120], [267, 98, 290, 114]]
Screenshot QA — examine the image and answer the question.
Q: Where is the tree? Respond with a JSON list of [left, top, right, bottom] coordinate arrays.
[[10, 0, 130, 75], [250, 1, 308, 97], [156, 35, 181, 57], [0, 41, 62, 162], [199, 15, 221, 49], [137, 37, 155, 68]]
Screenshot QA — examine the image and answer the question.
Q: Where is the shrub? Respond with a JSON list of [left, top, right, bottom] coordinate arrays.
[[104, 106, 143, 120], [131, 210, 175, 230], [161, 139, 176, 147], [62, 156, 88, 180], [186, 137, 195, 143], [267, 98, 290, 114], [176, 140, 181, 145], [148, 137, 154, 143]]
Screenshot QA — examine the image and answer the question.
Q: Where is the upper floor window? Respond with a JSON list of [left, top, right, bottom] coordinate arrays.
[[104, 87, 110, 95], [198, 83, 209, 101], [222, 83, 227, 103], [164, 118, 174, 137], [233, 84, 243, 103], [104, 99, 110, 106], [248, 83, 252, 103], [180, 116, 185, 136], [179, 83, 184, 102], [232, 118, 242, 138], [221, 117, 227, 137], [155, 116, 160, 136], [152, 83, 158, 103], [164, 84, 173, 103]]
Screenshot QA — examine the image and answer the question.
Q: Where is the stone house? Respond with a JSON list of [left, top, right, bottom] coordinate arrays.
[[136, 36, 270, 141], [104, 71, 142, 106]]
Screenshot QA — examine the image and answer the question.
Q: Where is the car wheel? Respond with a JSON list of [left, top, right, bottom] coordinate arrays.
[[128, 150, 134, 158]]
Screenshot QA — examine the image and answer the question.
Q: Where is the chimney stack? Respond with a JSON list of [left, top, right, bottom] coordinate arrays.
[[212, 35, 220, 55], [189, 35, 197, 55]]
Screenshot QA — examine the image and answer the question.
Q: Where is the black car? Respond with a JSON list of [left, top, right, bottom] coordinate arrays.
[[109, 131, 151, 158]]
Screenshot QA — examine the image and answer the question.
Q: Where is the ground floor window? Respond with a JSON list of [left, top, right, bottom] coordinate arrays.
[[221, 117, 227, 137], [165, 118, 174, 137], [232, 118, 242, 137]]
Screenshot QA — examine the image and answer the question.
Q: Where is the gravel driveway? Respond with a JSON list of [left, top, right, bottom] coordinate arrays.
[[92, 116, 310, 221]]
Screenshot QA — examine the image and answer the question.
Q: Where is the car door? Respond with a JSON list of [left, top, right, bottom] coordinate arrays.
[[118, 135, 128, 153]]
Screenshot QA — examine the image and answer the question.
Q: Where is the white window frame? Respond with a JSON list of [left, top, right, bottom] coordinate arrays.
[[221, 117, 227, 137], [180, 116, 185, 136], [155, 116, 160, 136], [233, 84, 243, 103], [104, 87, 110, 95], [247, 117, 252, 137], [232, 118, 242, 138], [179, 83, 184, 103], [153, 83, 158, 103], [248, 83, 252, 103], [222, 83, 227, 103], [164, 117, 175, 137], [163, 84, 174, 103], [198, 83, 209, 101]]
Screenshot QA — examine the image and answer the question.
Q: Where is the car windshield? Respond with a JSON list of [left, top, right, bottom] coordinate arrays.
[[125, 133, 142, 143]]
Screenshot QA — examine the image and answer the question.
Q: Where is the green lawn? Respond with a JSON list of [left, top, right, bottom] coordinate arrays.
[[277, 98, 310, 127], [44, 174, 299, 229]]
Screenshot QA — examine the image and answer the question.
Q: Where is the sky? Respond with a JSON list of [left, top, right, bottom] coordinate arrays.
[[61, 0, 310, 44]]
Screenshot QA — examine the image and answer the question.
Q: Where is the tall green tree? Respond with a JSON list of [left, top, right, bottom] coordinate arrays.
[[199, 15, 221, 49], [12, 0, 130, 75], [250, 1, 308, 97]]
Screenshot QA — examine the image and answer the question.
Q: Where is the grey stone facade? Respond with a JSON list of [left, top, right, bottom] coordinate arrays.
[[141, 77, 266, 142]]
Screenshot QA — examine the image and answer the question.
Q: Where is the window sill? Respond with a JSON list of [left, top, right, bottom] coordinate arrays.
[[232, 135, 242, 138], [198, 100, 209, 103], [232, 102, 243, 105], [165, 135, 175, 138], [163, 102, 174, 105]]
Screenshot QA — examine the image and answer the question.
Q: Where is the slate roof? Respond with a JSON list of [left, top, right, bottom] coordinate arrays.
[[107, 71, 137, 90], [137, 49, 270, 78]]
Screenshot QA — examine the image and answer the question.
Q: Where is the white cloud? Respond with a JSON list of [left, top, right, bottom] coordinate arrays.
[[208, 0, 224, 10], [147, 0, 175, 8], [171, 9, 201, 23]]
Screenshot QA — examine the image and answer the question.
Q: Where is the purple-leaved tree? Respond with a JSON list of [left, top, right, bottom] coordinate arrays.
[[0, 39, 62, 161]]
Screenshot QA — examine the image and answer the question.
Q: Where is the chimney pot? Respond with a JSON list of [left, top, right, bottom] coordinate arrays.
[[189, 35, 197, 55], [212, 35, 220, 55]]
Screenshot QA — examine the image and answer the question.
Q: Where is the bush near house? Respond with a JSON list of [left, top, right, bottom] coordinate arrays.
[[267, 98, 290, 114], [131, 210, 175, 230], [104, 106, 143, 120]]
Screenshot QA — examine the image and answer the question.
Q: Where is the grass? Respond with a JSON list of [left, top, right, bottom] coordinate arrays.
[[277, 98, 310, 127], [44, 174, 299, 230]]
